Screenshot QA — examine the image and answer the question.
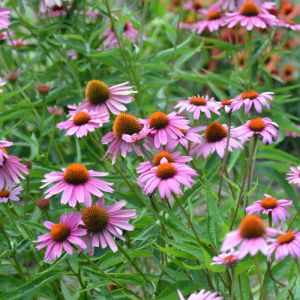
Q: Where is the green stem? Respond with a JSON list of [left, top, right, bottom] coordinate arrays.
[[173, 195, 215, 254], [103, 0, 139, 90], [268, 212, 272, 227], [230, 135, 258, 229], [218, 112, 232, 206], [2, 228, 26, 281], [116, 241, 150, 285], [84, 255, 140, 298], [66, 259, 88, 299], [245, 30, 253, 89], [230, 267, 235, 300], [245, 135, 259, 207], [255, 256, 266, 300]]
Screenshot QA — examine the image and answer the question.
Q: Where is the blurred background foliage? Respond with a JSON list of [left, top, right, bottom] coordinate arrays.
[[0, 0, 300, 299]]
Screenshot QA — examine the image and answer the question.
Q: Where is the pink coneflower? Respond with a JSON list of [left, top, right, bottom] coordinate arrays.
[[0, 140, 13, 165], [47, 105, 64, 116], [231, 91, 274, 113], [278, 19, 300, 31], [57, 109, 109, 138], [80, 198, 136, 255], [137, 157, 197, 199], [0, 185, 22, 203], [262, 1, 278, 16], [191, 122, 242, 158], [35, 212, 86, 262], [0, 31, 8, 41], [178, 289, 223, 300], [221, 215, 276, 258], [246, 194, 293, 225], [281, 65, 297, 83], [0, 151, 29, 189], [103, 21, 138, 48], [137, 151, 192, 174], [145, 112, 189, 148], [0, 77, 4, 93], [0, 8, 10, 29], [225, 1, 277, 31], [167, 127, 202, 151], [219, 99, 233, 113], [175, 95, 220, 120], [221, 0, 265, 11], [8, 40, 27, 47], [41, 163, 114, 207], [286, 166, 300, 187], [197, 7, 227, 34], [39, 1, 67, 18], [267, 230, 300, 261], [67, 50, 78, 60], [76, 80, 136, 116], [122, 128, 153, 151], [180, 15, 198, 31], [184, 0, 203, 12], [85, 9, 100, 20], [48, 7, 67, 17], [212, 249, 240, 265], [102, 113, 151, 164], [286, 125, 300, 138], [235, 118, 279, 144]]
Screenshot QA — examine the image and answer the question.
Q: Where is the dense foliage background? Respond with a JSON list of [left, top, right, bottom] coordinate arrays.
[[1, 0, 300, 299]]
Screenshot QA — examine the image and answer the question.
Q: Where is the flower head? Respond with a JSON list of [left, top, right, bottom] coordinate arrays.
[[197, 7, 227, 34], [37, 198, 50, 210], [36, 83, 51, 95], [137, 151, 192, 174], [221, 0, 265, 11], [184, 0, 203, 12], [221, 215, 276, 258], [286, 166, 300, 187], [167, 127, 202, 151], [191, 122, 242, 158], [57, 109, 109, 138], [80, 198, 136, 255], [219, 99, 234, 113], [0, 185, 22, 203], [246, 194, 293, 225], [225, 1, 278, 31], [180, 15, 198, 31], [178, 289, 223, 300], [48, 105, 64, 116], [35, 212, 86, 262], [0, 8, 10, 29], [235, 117, 279, 144], [0, 77, 5, 93], [0, 140, 13, 165], [278, 1, 299, 20], [137, 157, 197, 199], [41, 163, 114, 207], [267, 230, 300, 261], [103, 21, 138, 48], [231, 91, 274, 113], [0, 149, 29, 189], [145, 112, 189, 148], [212, 249, 240, 266], [77, 80, 136, 116], [175, 95, 220, 120], [102, 113, 152, 164], [278, 19, 300, 31]]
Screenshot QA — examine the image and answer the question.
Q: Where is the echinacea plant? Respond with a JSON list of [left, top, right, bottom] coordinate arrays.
[[1, 0, 300, 299]]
